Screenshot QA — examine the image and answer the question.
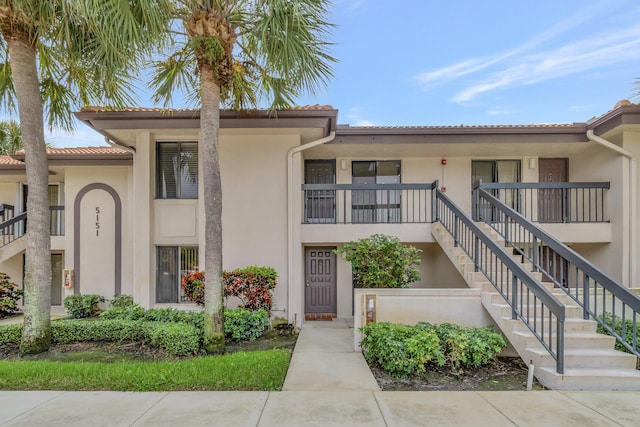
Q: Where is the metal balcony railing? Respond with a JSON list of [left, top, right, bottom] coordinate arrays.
[[474, 181, 610, 223], [302, 182, 437, 224]]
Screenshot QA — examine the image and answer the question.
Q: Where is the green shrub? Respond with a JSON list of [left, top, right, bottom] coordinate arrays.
[[0, 273, 23, 318], [51, 319, 148, 343], [53, 320, 199, 356], [359, 322, 444, 377], [99, 305, 146, 321], [597, 312, 639, 354], [0, 323, 21, 345], [417, 322, 507, 373], [335, 234, 421, 288], [63, 294, 105, 318], [224, 308, 269, 341], [359, 322, 507, 377], [110, 294, 135, 308], [149, 322, 201, 356]]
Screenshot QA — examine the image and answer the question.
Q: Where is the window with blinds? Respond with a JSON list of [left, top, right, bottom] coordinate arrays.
[[156, 246, 199, 303], [156, 142, 198, 199]]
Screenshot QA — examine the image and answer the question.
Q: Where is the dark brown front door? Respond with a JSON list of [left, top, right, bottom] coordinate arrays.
[[305, 247, 337, 314], [538, 158, 568, 223]]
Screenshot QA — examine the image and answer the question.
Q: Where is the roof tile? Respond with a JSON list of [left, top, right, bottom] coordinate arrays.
[[14, 146, 129, 156]]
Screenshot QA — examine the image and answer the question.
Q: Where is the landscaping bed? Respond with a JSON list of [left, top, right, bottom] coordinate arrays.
[[0, 326, 297, 362], [368, 356, 544, 391]]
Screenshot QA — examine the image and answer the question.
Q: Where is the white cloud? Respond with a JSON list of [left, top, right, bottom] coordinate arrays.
[[486, 109, 519, 116], [415, 1, 607, 90], [451, 25, 640, 103]]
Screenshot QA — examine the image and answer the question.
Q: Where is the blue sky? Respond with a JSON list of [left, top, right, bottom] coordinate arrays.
[[43, 0, 640, 146]]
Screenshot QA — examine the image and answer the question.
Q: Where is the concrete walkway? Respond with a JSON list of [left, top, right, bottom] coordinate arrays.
[[282, 318, 379, 391], [2, 319, 640, 426]]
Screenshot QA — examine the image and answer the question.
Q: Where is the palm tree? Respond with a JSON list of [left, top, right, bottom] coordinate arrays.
[[0, 119, 21, 155], [0, 0, 170, 354], [0, 120, 56, 155], [151, 0, 335, 353]]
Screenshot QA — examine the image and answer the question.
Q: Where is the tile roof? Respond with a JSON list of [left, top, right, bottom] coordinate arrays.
[[14, 146, 130, 156], [0, 155, 24, 166], [340, 123, 577, 130], [81, 104, 335, 113]]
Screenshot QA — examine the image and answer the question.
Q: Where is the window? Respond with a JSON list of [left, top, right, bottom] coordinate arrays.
[[156, 246, 199, 303], [472, 160, 521, 219], [352, 160, 401, 223], [156, 142, 198, 199]]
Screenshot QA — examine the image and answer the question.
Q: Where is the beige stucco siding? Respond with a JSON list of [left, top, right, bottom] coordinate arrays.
[[219, 134, 299, 317], [63, 166, 132, 300]]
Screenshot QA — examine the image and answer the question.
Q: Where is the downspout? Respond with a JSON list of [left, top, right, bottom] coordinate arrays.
[[586, 129, 637, 287], [104, 136, 136, 154], [286, 131, 336, 326]]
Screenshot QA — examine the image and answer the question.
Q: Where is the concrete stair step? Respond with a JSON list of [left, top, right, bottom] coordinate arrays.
[[534, 367, 640, 390], [525, 347, 638, 370], [511, 330, 616, 350]]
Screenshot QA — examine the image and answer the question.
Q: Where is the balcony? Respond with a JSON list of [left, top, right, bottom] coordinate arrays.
[[473, 181, 611, 243], [302, 183, 437, 224], [474, 181, 610, 223], [301, 182, 437, 243]]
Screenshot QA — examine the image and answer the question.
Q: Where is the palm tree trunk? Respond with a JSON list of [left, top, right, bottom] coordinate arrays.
[[200, 64, 225, 353], [7, 38, 52, 354]]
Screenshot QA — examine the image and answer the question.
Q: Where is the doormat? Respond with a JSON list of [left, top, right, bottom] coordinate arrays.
[[305, 313, 336, 321]]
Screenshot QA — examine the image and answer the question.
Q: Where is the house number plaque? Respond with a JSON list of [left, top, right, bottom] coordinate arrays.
[[95, 207, 100, 236]]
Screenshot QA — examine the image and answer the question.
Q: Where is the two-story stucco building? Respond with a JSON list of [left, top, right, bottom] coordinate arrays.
[[0, 102, 638, 321]]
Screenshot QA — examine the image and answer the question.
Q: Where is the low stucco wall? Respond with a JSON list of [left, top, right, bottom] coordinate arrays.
[[353, 288, 495, 351]]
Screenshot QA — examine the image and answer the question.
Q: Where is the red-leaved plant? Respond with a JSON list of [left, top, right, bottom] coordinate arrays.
[[181, 266, 277, 314]]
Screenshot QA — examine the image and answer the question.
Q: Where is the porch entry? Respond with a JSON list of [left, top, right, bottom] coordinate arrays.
[[305, 246, 337, 319], [538, 158, 568, 223], [304, 160, 336, 223]]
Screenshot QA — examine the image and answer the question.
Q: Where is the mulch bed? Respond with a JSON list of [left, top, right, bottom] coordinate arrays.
[[369, 357, 545, 391]]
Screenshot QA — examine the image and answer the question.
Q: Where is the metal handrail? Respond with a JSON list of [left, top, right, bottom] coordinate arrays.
[[0, 205, 66, 247], [477, 182, 610, 190], [474, 181, 610, 223], [436, 189, 566, 373], [476, 187, 640, 357]]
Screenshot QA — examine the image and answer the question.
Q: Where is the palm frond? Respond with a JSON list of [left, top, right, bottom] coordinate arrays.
[[150, 48, 198, 108]]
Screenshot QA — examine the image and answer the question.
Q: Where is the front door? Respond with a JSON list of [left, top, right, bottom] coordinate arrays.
[[305, 247, 337, 315], [538, 158, 568, 223]]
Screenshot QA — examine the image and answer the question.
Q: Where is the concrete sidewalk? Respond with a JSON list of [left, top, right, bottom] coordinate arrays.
[[2, 319, 640, 426], [1, 390, 639, 426]]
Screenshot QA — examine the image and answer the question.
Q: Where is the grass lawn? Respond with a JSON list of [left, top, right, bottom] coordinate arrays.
[[0, 349, 291, 391]]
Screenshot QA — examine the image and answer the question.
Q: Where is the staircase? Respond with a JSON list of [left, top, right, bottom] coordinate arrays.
[[0, 237, 27, 263], [432, 220, 640, 390]]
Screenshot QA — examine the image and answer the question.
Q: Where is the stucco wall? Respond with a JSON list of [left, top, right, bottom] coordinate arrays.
[[218, 134, 299, 317], [64, 166, 132, 301], [352, 288, 496, 351]]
